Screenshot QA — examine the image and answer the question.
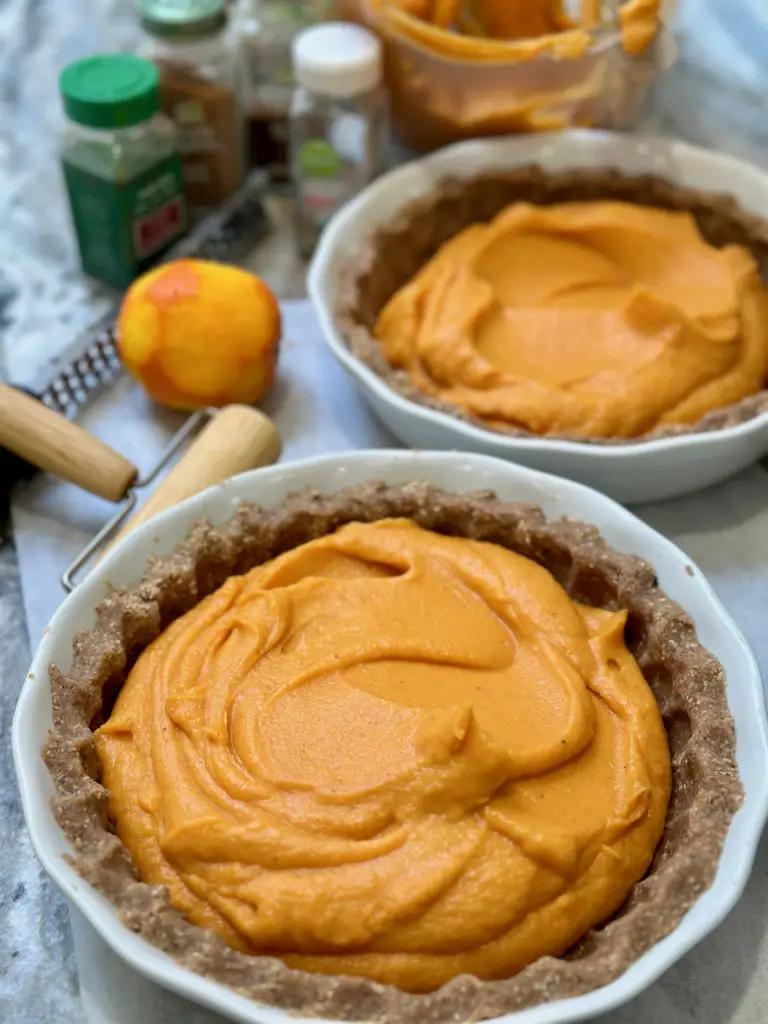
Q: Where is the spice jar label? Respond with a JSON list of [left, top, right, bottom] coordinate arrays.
[[296, 138, 348, 232], [62, 153, 187, 290], [298, 138, 342, 177]]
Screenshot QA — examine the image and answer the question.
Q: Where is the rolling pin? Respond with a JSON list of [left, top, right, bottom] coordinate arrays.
[[104, 404, 281, 554], [0, 383, 138, 501], [0, 386, 281, 546]]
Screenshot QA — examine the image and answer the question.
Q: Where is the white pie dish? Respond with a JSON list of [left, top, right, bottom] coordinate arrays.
[[307, 130, 768, 505], [13, 449, 768, 1024]]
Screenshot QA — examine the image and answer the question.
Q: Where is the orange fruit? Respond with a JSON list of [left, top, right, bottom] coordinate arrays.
[[117, 259, 281, 411]]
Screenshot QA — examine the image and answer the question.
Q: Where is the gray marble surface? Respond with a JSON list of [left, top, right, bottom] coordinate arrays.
[[3, 2, 768, 1022], [0, 540, 83, 1024]]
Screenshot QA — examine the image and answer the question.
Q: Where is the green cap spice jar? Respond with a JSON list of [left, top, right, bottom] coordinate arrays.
[[60, 54, 188, 290]]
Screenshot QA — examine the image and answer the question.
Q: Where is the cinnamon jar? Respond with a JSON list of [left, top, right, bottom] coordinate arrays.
[[139, 0, 244, 220]]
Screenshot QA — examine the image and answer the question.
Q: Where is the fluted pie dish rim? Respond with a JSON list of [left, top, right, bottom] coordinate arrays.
[[13, 450, 768, 1024], [308, 131, 768, 503]]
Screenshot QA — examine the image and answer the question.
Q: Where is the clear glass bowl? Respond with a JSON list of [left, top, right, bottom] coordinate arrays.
[[339, 1, 676, 151]]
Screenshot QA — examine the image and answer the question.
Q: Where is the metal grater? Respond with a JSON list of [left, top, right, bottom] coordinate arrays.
[[35, 170, 273, 421], [40, 321, 123, 418]]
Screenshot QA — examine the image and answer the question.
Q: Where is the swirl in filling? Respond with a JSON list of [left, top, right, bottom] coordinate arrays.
[[375, 201, 768, 439], [96, 519, 671, 992]]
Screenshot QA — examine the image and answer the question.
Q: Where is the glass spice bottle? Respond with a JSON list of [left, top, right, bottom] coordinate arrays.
[[59, 54, 188, 290], [139, 0, 244, 220], [290, 22, 388, 258], [236, 0, 335, 184]]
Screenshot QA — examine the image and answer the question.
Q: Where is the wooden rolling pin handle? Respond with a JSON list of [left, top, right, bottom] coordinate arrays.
[[106, 404, 281, 552], [0, 383, 138, 502]]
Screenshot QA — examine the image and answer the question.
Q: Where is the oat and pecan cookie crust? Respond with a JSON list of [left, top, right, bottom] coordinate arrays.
[[45, 482, 742, 1022]]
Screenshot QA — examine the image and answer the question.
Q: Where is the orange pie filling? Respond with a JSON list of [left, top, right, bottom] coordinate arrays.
[[96, 519, 671, 992], [375, 201, 768, 439]]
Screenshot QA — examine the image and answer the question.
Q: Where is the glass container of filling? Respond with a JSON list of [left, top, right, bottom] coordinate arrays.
[[59, 54, 187, 290], [289, 21, 389, 258], [139, 0, 244, 219], [339, 0, 676, 151]]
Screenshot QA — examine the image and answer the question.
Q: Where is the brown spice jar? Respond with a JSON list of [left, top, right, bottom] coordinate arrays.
[[156, 60, 242, 214]]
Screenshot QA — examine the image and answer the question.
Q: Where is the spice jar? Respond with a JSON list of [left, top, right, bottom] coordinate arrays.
[[139, 0, 244, 219], [290, 22, 388, 258], [59, 54, 188, 290], [236, 0, 335, 183]]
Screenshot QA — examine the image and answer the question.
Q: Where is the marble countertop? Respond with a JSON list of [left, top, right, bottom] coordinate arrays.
[[3, 2, 768, 1022]]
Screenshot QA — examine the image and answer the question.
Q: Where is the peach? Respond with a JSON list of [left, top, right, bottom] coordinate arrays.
[[117, 259, 281, 411]]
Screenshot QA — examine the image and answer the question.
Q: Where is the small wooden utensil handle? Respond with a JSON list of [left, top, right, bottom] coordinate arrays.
[[0, 383, 138, 501], [106, 405, 281, 552]]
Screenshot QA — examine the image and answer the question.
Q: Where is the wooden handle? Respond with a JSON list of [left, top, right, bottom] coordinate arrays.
[[106, 405, 281, 552], [0, 383, 137, 501]]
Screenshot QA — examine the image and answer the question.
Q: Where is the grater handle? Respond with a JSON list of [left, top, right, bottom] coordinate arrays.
[[0, 384, 138, 501], [106, 404, 281, 551]]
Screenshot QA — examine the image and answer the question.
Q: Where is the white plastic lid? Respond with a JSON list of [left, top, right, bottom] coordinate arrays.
[[292, 22, 383, 99]]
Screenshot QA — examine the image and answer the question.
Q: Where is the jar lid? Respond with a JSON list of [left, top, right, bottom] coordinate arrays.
[[292, 23, 383, 100], [60, 55, 161, 130], [140, 0, 227, 39]]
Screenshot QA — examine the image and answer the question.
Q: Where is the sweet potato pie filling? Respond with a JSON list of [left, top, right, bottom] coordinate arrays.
[[374, 201, 768, 439], [95, 518, 671, 992]]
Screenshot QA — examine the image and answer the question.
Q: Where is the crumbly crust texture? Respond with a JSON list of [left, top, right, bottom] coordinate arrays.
[[335, 167, 768, 444], [44, 481, 743, 1023]]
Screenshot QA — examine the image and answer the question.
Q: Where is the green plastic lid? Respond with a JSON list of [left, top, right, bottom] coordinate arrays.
[[140, 0, 227, 39], [60, 55, 161, 130]]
